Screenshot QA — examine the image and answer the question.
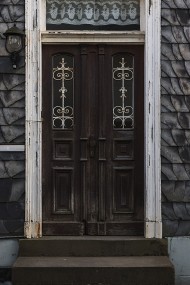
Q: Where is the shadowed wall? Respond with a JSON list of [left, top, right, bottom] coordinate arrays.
[[0, 0, 25, 237]]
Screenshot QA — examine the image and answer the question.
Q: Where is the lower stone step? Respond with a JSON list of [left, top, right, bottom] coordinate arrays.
[[18, 237, 168, 257], [13, 256, 174, 285]]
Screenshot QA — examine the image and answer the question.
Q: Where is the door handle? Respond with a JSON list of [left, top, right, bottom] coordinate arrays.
[[88, 136, 96, 158]]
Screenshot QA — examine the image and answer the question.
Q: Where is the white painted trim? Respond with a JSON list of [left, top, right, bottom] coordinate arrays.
[[0, 145, 25, 152], [140, 0, 145, 32], [144, 0, 162, 238], [25, 0, 42, 238], [25, 0, 162, 238], [41, 31, 145, 43], [41, 0, 46, 31]]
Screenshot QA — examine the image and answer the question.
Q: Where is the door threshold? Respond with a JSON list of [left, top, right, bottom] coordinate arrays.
[[24, 236, 146, 240]]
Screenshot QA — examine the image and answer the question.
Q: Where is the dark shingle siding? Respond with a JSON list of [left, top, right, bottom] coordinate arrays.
[[0, 151, 24, 236], [0, 0, 25, 237], [1, 0, 190, 238], [161, 1, 190, 236]]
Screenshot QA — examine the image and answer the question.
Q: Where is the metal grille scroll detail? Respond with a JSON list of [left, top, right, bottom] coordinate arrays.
[[113, 55, 134, 129], [52, 55, 74, 129]]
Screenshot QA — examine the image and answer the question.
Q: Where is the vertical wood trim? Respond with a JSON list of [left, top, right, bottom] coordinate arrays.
[[25, 0, 42, 238], [140, 0, 145, 32], [145, 0, 162, 238], [41, 0, 46, 31]]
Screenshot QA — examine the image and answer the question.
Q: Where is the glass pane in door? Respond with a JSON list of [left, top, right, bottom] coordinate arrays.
[[46, 0, 140, 30], [112, 53, 134, 129], [52, 54, 74, 129]]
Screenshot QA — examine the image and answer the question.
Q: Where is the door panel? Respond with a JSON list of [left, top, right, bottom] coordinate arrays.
[[42, 46, 83, 235], [42, 44, 144, 235], [101, 45, 144, 235]]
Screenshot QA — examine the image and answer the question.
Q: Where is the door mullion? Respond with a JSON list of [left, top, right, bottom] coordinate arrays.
[[98, 46, 106, 224], [87, 46, 99, 224], [80, 46, 89, 224]]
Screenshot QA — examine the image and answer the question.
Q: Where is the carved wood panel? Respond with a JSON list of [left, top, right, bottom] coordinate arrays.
[[42, 44, 144, 235]]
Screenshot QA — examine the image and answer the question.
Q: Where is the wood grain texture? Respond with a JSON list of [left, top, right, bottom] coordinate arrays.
[[42, 45, 144, 235]]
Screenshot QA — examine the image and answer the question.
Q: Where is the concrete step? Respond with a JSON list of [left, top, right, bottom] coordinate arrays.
[[13, 256, 174, 285], [18, 237, 168, 257]]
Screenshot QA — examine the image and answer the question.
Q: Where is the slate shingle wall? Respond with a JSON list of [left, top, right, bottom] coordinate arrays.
[[161, 0, 190, 236], [1, 0, 190, 238], [0, 0, 25, 237]]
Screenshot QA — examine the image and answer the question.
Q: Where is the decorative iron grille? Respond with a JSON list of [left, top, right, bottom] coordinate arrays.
[[52, 54, 74, 129], [112, 54, 134, 129]]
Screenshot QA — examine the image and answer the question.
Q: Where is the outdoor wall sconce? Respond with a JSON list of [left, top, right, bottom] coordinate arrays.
[[4, 25, 25, 69]]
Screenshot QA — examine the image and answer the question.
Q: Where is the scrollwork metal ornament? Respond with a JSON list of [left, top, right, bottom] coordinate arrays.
[[52, 57, 74, 129], [113, 57, 134, 129]]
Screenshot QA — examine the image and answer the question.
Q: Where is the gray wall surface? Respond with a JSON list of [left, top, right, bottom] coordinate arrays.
[[0, 0, 25, 238], [0, 0, 190, 237], [161, 0, 190, 236], [0, 2, 25, 283], [0, 239, 18, 285], [169, 237, 190, 285]]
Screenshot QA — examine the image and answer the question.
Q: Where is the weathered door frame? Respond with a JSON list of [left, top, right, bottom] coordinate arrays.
[[25, 0, 161, 238]]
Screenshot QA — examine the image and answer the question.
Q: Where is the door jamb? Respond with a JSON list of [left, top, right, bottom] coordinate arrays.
[[25, 0, 161, 238]]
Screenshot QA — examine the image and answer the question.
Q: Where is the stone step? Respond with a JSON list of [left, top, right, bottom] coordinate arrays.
[[18, 237, 168, 257], [13, 256, 174, 285]]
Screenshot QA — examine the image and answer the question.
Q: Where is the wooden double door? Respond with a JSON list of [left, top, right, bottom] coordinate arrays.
[[42, 44, 144, 236]]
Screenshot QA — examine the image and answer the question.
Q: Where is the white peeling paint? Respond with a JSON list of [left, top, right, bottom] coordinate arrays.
[[144, 0, 162, 238], [25, 0, 42, 238]]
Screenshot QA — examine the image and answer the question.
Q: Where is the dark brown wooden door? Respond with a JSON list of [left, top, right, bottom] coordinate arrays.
[[42, 44, 144, 235]]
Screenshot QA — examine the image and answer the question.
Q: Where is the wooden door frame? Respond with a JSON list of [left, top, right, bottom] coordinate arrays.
[[25, 0, 161, 238]]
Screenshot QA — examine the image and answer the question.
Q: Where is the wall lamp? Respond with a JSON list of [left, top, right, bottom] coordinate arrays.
[[3, 25, 25, 69]]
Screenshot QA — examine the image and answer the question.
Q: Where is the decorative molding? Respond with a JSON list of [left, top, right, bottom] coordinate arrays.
[[41, 31, 145, 43]]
